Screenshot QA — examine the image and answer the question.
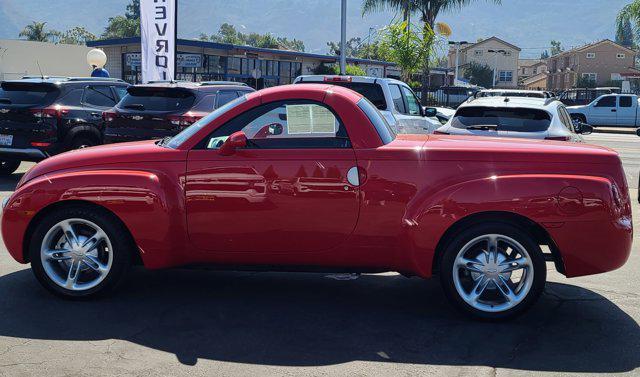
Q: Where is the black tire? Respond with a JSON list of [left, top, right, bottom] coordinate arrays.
[[29, 205, 133, 299], [0, 159, 20, 176], [439, 222, 546, 321], [70, 135, 97, 150], [572, 114, 587, 124]]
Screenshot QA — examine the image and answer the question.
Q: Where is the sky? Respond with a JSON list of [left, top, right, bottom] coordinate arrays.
[[0, 0, 632, 59]]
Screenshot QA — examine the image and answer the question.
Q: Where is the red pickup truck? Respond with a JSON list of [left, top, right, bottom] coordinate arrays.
[[1, 84, 632, 320]]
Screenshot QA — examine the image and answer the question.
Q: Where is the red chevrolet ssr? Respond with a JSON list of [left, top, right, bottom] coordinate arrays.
[[1, 84, 632, 320]]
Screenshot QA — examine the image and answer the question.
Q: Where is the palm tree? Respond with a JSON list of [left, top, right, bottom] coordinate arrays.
[[19, 21, 56, 42], [617, 1, 640, 47], [363, 0, 501, 103]]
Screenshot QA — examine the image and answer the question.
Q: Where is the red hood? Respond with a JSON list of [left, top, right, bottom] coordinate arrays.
[[20, 140, 186, 186]]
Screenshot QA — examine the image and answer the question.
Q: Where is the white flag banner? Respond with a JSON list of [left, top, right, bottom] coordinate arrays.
[[140, 0, 176, 83]]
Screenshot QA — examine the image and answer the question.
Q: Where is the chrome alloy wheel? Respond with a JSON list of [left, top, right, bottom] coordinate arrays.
[[40, 218, 113, 291], [452, 234, 534, 313]]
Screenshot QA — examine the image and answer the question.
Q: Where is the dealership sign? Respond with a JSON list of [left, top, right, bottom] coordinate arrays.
[[140, 0, 177, 82]]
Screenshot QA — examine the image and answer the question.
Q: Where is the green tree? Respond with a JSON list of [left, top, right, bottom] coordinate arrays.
[[575, 75, 596, 88], [616, 17, 635, 48], [379, 21, 430, 81], [540, 50, 549, 59], [550, 40, 563, 56], [102, 0, 140, 38], [58, 27, 96, 45], [463, 62, 493, 88], [18, 21, 57, 42], [312, 63, 367, 76], [363, 0, 502, 104], [202, 23, 305, 51]]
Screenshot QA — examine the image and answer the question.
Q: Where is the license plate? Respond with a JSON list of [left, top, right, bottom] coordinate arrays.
[[0, 134, 13, 146]]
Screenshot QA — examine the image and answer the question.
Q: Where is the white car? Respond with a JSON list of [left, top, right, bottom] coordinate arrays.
[[294, 75, 441, 134], [435, 96, 592, 141], [474, 89, 555, 99]]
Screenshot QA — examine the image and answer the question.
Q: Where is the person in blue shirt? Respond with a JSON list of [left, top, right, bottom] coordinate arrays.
[[91, 66, 110, 78]]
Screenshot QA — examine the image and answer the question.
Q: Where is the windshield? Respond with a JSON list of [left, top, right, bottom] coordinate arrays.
[[118, 87, 195, 112], [0, 83, 60, 106], [165, 94, 248, 149], [452, 106, 552, 132]]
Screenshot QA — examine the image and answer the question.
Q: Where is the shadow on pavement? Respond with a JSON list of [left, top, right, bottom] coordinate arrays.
[[0, 172, 23, 192], [0, 268, 638, 372]]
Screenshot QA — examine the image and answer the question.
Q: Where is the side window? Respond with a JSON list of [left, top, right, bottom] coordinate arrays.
[[557, 106, 574, 132], [113, 86, 129, 101], [205, 100, 350, 149], [401, 86, 421, 116], [619, 96, 633, 108], [192, 94, 217, 112], [595, 96, 616, 107], [56, 88, 84, 105], [389, 84, 406, 114], [83, 85, 117, 107], [216, 91, 239, 108]]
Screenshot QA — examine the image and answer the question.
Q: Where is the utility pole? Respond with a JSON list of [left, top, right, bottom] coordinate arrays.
[[488, 49, 507, 88], [340, 0, 347, 75], [448, 41, 467, 85], [367, 27, 375, 60]]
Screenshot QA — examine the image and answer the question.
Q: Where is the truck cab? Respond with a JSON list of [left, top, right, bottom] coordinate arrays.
[[567, 93, 638, 127]]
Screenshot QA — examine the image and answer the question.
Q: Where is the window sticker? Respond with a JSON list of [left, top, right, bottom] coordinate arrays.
[[286, 104, 336, 134]]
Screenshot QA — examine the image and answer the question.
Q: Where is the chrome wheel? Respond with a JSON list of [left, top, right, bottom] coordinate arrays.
[[452, 234, 534, 313], [40, 218, 113, 291]]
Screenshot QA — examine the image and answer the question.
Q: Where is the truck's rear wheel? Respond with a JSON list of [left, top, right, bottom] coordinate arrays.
[[439, 222, 546, 320]]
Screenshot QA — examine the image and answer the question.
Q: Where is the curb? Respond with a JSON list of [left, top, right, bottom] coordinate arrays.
[[592, 127, 636, 135]]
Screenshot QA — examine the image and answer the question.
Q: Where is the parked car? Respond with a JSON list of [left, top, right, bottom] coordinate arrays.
[[0, 77, 129, 175], [102, 82, 255, 143], [557, 87, 620, 106], [474, 89, 554, 99], [293, 75, 441, 134], [566, 93, 640, 127], [4, 84, 631, 320], [428, 86, 481, 108], [435, 96, 592, 141]]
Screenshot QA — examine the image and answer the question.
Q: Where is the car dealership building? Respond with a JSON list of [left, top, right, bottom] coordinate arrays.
[[86, 37, 399, 87]]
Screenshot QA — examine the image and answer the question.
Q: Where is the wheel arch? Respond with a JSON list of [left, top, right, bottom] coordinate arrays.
[[64, 124, 102, 147], [22, 199, 142, 266], [431, 211, 565, 276]]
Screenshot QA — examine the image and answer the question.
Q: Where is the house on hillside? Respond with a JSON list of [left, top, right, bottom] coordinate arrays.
[[546, 39, 637, 91], [447, 36, 521, 88]]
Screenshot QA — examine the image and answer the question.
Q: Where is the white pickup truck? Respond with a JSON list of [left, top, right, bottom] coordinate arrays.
[[567, 93, 640, 127], [294, 75, 441, 134]]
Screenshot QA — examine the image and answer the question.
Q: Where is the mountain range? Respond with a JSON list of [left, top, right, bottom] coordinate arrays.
[[0, 0, 632, 58]]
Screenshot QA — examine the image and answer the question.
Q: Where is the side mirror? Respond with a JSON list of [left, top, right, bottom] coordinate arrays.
[[267, 123, 283, 135], [574, 121, 593, 135], [219, 131, 247, 156], [423, 107, 437, 118]]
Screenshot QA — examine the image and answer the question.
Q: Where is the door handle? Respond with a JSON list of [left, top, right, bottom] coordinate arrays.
[[611, 109, 617, 112]]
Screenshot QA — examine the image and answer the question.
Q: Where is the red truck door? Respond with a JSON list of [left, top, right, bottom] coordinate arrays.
[[185, 99, 360, 253]]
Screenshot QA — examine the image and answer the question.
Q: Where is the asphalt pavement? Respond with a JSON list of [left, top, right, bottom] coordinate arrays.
[[0, 133, 638, 377]]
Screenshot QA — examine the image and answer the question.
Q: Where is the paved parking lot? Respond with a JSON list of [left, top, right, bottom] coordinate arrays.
[[0, 133, 639, 377]]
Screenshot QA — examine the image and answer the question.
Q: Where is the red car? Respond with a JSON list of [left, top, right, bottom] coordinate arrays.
[[1, 84, 632, 320]]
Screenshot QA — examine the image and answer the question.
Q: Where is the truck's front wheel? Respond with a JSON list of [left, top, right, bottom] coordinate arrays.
[[439, 222, 546, 320]]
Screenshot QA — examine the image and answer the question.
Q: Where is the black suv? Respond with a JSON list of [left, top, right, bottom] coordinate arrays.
[[103, 81, 255, 143], [0, 77, 129, 175]]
